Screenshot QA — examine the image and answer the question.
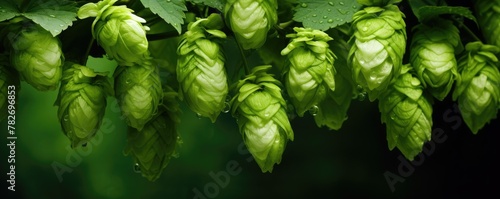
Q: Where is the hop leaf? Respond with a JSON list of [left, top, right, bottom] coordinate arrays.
[[8, 23, 63, 91], [114, 60, 163, 130], [177, 13, 228, 122], [475, 0, 500, 47], [348, 5, 407, 101], [55, 62, 112, 148], [452, 42, 500, 134], [378, 65, 433, 160], [224, 0, 278, 49], [124, 86, 182, 181], [281, 27, 336, 117], [230, 65, 294, 173], [78, 0, 149, 66], [0, 55, 20, 122], [410, 18, 461, 101]]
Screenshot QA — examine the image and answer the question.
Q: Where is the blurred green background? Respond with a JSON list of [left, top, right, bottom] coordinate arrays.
[[2, 57, 499, 199]]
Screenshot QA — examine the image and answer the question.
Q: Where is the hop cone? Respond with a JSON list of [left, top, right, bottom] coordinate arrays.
[[224, 0, 278, 49], [114, 60, 163, 130], [9, 23, 63, 91], [410, 19, 461, 101], [124, 87, 181, 181], [55, 62, 112, 148], [0, 55, 20, 122], [357, 0, 402, 7], [348, 5, 407, 101], [314, 30, 354, 130], [177, 13, 228, 122], [452, 42, 500, 134], [378, 65, 433, 160], [475, 0, 500, 47], [281, 27, 336, 117], [78, 0, 149, 66], [230, 65, 294, 173]]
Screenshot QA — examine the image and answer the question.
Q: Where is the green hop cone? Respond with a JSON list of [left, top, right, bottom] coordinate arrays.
[[357, 0, 402, 7], [114, 60, 163, 130], [314, 30, 354, 130], [281, 27, 336, 117], [124, 86, 181, 181], [0, 55, 20, 122], [475, 0, 500, 47], [177, 14, 229, 122], [78, 0, 149, 66], [9, 23, 63, 91], [348, 4, 407, 101], [378, 65, 433, 160], [55, 62, 112, 148], [410, 19, 461, 101], [224, 0, 278, 49], [230, 65, 294, 173], [452, 42, 500, 134]]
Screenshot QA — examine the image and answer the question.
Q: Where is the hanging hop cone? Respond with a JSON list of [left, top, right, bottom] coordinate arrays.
[[8, 23, 63, 91], [0, 55, 20, 122], [475, 0, 500, 47], [78, 0, 149, 66], [230, 65, 294, 173], [55, 62, 112, 148], [378, 65, 433, 161], [357, 0, 402, 7], [452, 42, 500, 134], [177, 13, 229, 122], [124, 86, 182, 181], [281, 27, 337, 117], [348, 4, 406, 101], [410, 18, 461, 101], [224, 0, 278, 49], [314, 30, 354, 130], [114, 60, 163, 130]]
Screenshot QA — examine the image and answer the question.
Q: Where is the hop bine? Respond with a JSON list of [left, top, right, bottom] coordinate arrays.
[[77, 0, 149, 66], [230, 65, 294, 173], [452, 42, 500, 134], [114, 60, 163, 131], [0, 55, 20, 122], [124, 86, 182, 181], [410, 18, 461, 101], [55, 62, 112, 148], [177, 13, 228, 122], [224, 0, 278, 49], [8, 23, 63, 91], [281, 27, 336, 117], [378, 65, 433, 161], [348, 3, 406, 101], [475, 0, 500, 47]]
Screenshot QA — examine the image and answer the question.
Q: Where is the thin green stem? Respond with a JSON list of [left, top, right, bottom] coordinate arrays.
[[235, 38, 250, 75], [82, 37, 95, 66], [455, 19, 482, 43]]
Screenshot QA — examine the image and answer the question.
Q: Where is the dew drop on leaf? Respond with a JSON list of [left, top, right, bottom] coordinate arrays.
[[312, 14, 317, 17], [59, 24, 64, 27], [328, 2, 334, 6], [323, 16, 328, 19], [352, 5, 358, 9], [300, 3, 308, 8], [0, 10, 5, 13], [319, 21, 324, 24], [328, 19, 334, 23], [327, 8, 332, 12], [309, 105, 319, 116], [49, 14, 56, 17], [133, 163, 141, 173], [339, 1, 345, 5]]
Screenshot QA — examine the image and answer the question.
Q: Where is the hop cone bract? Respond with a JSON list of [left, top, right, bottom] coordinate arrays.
[[349, 5, 406, 101], [114, 60, 163, 130], [55, 62, 112, 148], [475, 0, 500, 47], [224, 0, 278, 49], [9, 23, 63, 91], [230, 65, 294, 173], [177, 13, 228, 122], [378, 65, 433, 160], [410, 19, 460, 101], [452, 42, 500, 134], [124, 87, 181, 181], [281, 27, 336, 117], [78, 0, 149, 66]]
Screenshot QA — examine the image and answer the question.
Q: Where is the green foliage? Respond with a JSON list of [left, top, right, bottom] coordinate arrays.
[[0, 0, 498, 181], [293, 0, 361, 31]]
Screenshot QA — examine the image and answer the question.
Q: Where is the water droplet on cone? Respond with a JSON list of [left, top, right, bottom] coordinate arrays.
[[133, 163, 141, 173], [309, 105, 319, 116]]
